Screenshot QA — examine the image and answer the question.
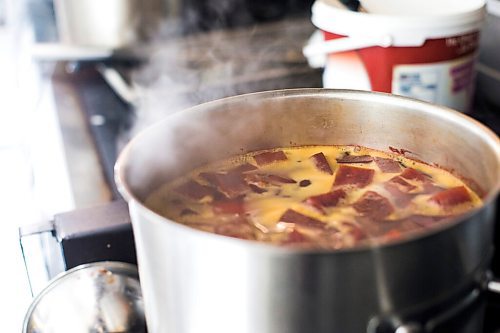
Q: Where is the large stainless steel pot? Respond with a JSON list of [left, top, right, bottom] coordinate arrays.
[[115, 89, 500, 333]]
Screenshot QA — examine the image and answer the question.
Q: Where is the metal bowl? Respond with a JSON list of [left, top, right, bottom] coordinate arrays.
[[23, 261, 146, 333]]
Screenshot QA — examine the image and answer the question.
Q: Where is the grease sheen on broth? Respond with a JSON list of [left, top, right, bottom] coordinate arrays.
[[145, 145, 482, 250]]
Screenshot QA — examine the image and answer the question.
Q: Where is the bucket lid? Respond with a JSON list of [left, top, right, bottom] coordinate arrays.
[[312, 0, 486, 46]]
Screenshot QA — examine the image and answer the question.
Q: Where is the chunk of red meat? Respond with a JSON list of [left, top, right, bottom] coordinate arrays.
[[245, 173, 296, 187], [353, 191, 394, 220], [356, 217, 419, 237], [374, 157, 402, 173], [422, 182, 446, 195], [214, 220, 255, 240], [266, 174, 296, 184], [384, 181, 415, 208], [279, 209, 326, 229], [254, 151, 287, 166], [389, 176, 416, 192], [305, 189, 346, 210], [229, 163, 258, 174], [429, 186, 472, 207], [333, 165, 375, 188], [211, 172, 248, 198], [400, 168, 430, 182], [174, 180, 214, 200], [384, 176, 417, 207], [310, 152, 333, 175], [336, 154, 373, 164], [212, 198, 245, 215]]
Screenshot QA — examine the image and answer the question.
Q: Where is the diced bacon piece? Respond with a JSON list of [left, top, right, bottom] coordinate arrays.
[[310, 152, 333, 175], [175, 180, 214, 200], [212, 198, 245, 215], [400, 168, 430, 182], [279, 209, 326, 229], [211, 173, 248, 198], [374, 157, 401, 173], [214, 220, 255, 240], [336, 154, 373, 164], [429, 186, 472, 207], [353, 191, 394, 220], [266, 174, 297, 184], [333, 165, 375, 188], [254, 151, 287, 166], [305, 189, 346, 210], [229, 163, 258, 174]]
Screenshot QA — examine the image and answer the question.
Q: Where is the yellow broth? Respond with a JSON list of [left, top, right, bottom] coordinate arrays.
[[145, 146, 482, 249]]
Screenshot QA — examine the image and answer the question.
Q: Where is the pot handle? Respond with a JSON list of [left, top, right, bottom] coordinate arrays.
[[302, 30, 393, 68], [488, 279, 500, 294], [302, 34, 392, 58], [367, 287, 482, 333]]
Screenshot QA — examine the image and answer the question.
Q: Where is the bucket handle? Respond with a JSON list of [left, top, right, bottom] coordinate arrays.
[[302, 34, 392, 58]]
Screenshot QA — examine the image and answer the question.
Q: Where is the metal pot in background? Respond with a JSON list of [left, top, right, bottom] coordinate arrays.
[[53, 0, 167, 49], [115, 89, 500, 333], [23, 261, 145, 333]]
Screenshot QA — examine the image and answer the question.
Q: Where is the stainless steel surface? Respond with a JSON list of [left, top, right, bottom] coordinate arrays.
[[488, 280, 500, 293], [477, 0, 500, 106], [23, 261, 145, 333], [115, 89, 500, 333], [53, 0, 165, 49], [96, 64, 139, 106]]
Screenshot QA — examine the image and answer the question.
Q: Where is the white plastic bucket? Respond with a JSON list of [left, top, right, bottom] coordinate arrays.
[[305, 0, 486, 112]]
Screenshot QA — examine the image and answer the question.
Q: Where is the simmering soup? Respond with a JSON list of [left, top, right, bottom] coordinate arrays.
[[146, 145, 482, 249]]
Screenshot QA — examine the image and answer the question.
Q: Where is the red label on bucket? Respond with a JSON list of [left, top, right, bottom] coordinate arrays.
[[322, 31, 480, 112]]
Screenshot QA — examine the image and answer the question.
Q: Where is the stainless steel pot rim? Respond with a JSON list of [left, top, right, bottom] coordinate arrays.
[[114, 88, 500, 255], [22, 261, 139, 332]]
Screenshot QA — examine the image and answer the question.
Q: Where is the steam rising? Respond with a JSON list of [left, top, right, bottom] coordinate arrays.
[[124, 17, 320, 141], [116, 16, 321, 200]]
